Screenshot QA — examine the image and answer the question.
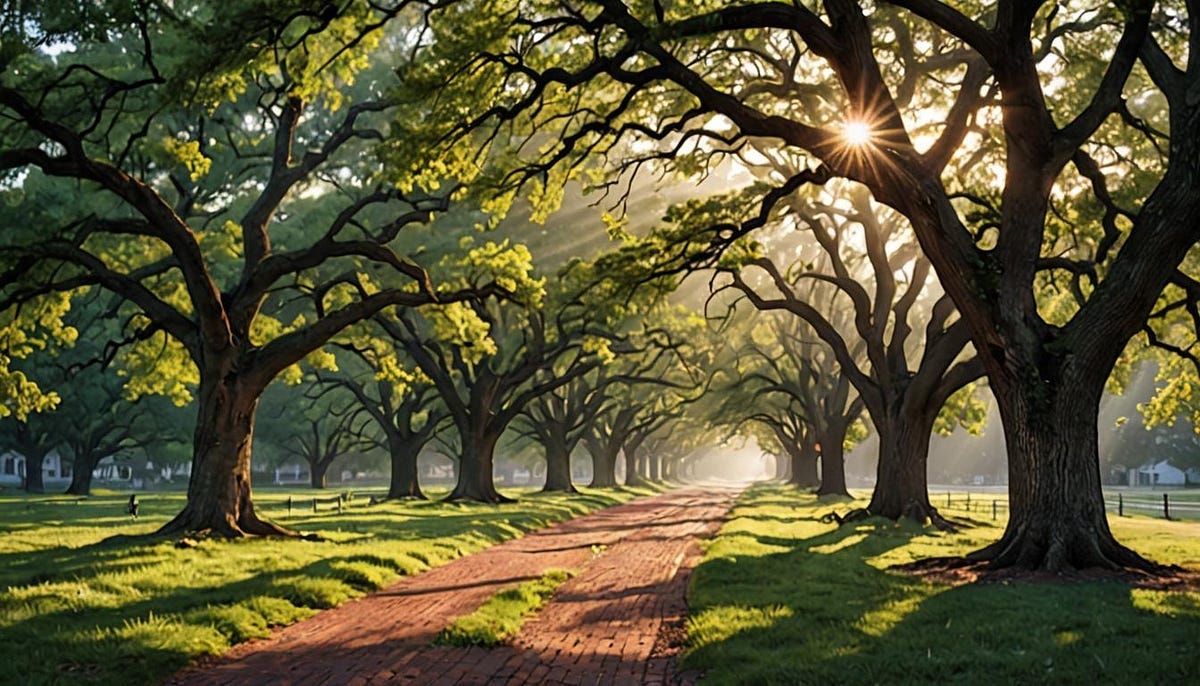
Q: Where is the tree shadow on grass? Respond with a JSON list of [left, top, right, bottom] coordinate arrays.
[[685, 518, 1200, 685], [0, 488, 661, 685]]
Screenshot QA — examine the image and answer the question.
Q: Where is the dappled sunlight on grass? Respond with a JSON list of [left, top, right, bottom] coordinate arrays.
[[1131, 588, 1200, 618], [685, 484, 1200, 685], [687, 604, 793, 651], [808, 532, 868, 555], [0, 485, 648, 685]]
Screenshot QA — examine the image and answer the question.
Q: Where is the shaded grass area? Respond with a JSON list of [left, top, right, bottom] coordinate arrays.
[[0, 485, 656, 685], [685, 484, 1200, 685], [434, 569, 574, 647]]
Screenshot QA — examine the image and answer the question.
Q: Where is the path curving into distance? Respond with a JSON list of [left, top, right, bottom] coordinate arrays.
[[167, 486, 741, 686]]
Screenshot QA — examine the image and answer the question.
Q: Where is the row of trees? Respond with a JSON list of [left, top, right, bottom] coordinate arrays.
[[5, 1, 1200, 577], [414, 0, 1200, 573]]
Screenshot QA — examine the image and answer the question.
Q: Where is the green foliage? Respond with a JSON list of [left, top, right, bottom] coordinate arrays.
[[0, 293, 76, 419], [687, 485, 1200, 685], [434, 569, 573, 647], [933, 382, 989, 437]]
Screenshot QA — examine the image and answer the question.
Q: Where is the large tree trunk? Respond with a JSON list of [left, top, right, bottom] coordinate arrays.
[[160, 368, 292, 537], [866, 408, 943, 526], [22, 450, 47, 493], [623, 448, 647, 487], [386, 431, 425, 500], [447, 427, 510, 502], [541, 432, 577, 493], [787, 444, 819, 488], [310, 460, 329, 489], [816, 434, 850, 497], [972, 366, 1155, 572], [647, 453, 661, 482], [587, 440, 619, 487], [64, 453, 96, 496]]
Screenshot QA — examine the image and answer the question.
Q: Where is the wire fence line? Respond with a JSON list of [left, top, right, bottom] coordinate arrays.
[[937, 489, 1200, 521]]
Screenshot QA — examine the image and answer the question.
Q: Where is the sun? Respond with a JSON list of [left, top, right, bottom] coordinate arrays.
[[842, 120, 873, 146]]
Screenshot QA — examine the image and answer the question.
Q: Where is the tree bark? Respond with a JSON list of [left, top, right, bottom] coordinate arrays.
[[586, 439, 619, 487], [65, 456, 95, 496], [866, 408, 944, 526], [22, 450, 47, 493], [623, 448, 647, 487], [972, 364, 1156, 572], [647, 452, 661, 482], [310, 461, 328, 489], [816, 436, 850, 497], [159, 365, 292, 537], [787, 444, 819, 489], [541, 432, 577, 493], [385, 430, 426, 500], [447, 427, 510, 502]]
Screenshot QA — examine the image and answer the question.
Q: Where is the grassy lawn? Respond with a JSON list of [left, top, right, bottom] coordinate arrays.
[[0, 485, 656, 685], [435, 569, 574, 647], [685, 484, 1200, 685]]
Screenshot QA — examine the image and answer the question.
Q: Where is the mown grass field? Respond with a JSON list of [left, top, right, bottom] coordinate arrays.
[[685, 484, 1200, 685], [0, 485, 656, 685]]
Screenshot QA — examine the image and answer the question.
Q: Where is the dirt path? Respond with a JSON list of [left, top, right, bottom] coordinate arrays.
[[168, 487, 739, 686]]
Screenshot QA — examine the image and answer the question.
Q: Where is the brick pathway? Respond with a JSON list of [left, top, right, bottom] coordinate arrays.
[[168, 487, 739, 685]]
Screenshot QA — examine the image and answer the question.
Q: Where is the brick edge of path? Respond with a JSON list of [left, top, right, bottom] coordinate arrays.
[[167, 486, 741, 686]]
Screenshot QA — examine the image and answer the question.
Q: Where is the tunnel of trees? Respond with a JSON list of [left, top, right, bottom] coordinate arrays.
[[3, 0, 1200, 577]]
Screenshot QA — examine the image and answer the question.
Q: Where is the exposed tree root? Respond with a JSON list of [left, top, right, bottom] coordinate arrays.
[[821, 499, 964, 533], [444, 490, 518, 504], [893, 555, 1197, 589], [156, 509, 309, 539], [965, 524, 1171, 576], [820, 508, 873, 525]]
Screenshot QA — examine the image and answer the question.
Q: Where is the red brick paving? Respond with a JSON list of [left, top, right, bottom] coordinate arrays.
[[167, 487, 738, 685]]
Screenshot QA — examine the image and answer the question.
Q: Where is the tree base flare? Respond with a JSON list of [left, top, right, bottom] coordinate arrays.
[[964, 524, 1169, 575], [443, 489, 517, 504], [542, 484, 578, 494], [157, 510, 303, 538], [893, 556, 1196, 589], [822, 502, 962, 532]]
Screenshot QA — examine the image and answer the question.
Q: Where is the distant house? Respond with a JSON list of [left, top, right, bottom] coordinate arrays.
[[93, 455, 191, 488], [1135, 460, 1187, 486], [0, 450, 71, 487], [274, 462, 311, 485], [1188, 467, 1200, 485]]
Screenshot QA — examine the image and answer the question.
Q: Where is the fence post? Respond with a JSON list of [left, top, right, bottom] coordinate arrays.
[[947, 491, 952, 508], [287, 496, 292, 516], [337, 498, 343, 515], [312, 498, 318, 513], [1118, 493, 1123, 517], [966, 492, 971, 511], [1164, 493, 1170, 520], [992, 500, 997, 520]]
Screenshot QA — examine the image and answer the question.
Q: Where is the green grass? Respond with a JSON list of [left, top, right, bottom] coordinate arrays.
[[685, 484, 1200, 685], [0, 485, 656, 685], [434, 569, 574, 647]]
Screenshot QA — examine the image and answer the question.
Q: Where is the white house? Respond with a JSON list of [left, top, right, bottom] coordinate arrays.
[[1134, 460, 1187, 486], [0, 450, 70, 487], [274, 462, 311, 485]]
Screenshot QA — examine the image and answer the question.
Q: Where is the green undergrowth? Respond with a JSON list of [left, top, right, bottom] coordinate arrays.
[[435, 568, 574, 647], [0, 484, 657, 685], [685, 484, 1200, 685]]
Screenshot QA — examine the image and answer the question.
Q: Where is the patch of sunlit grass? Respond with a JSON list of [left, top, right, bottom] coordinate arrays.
[[434, 569, 573, 647], [686, 484, 1200, 685], [0, 485, 647, 685]]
